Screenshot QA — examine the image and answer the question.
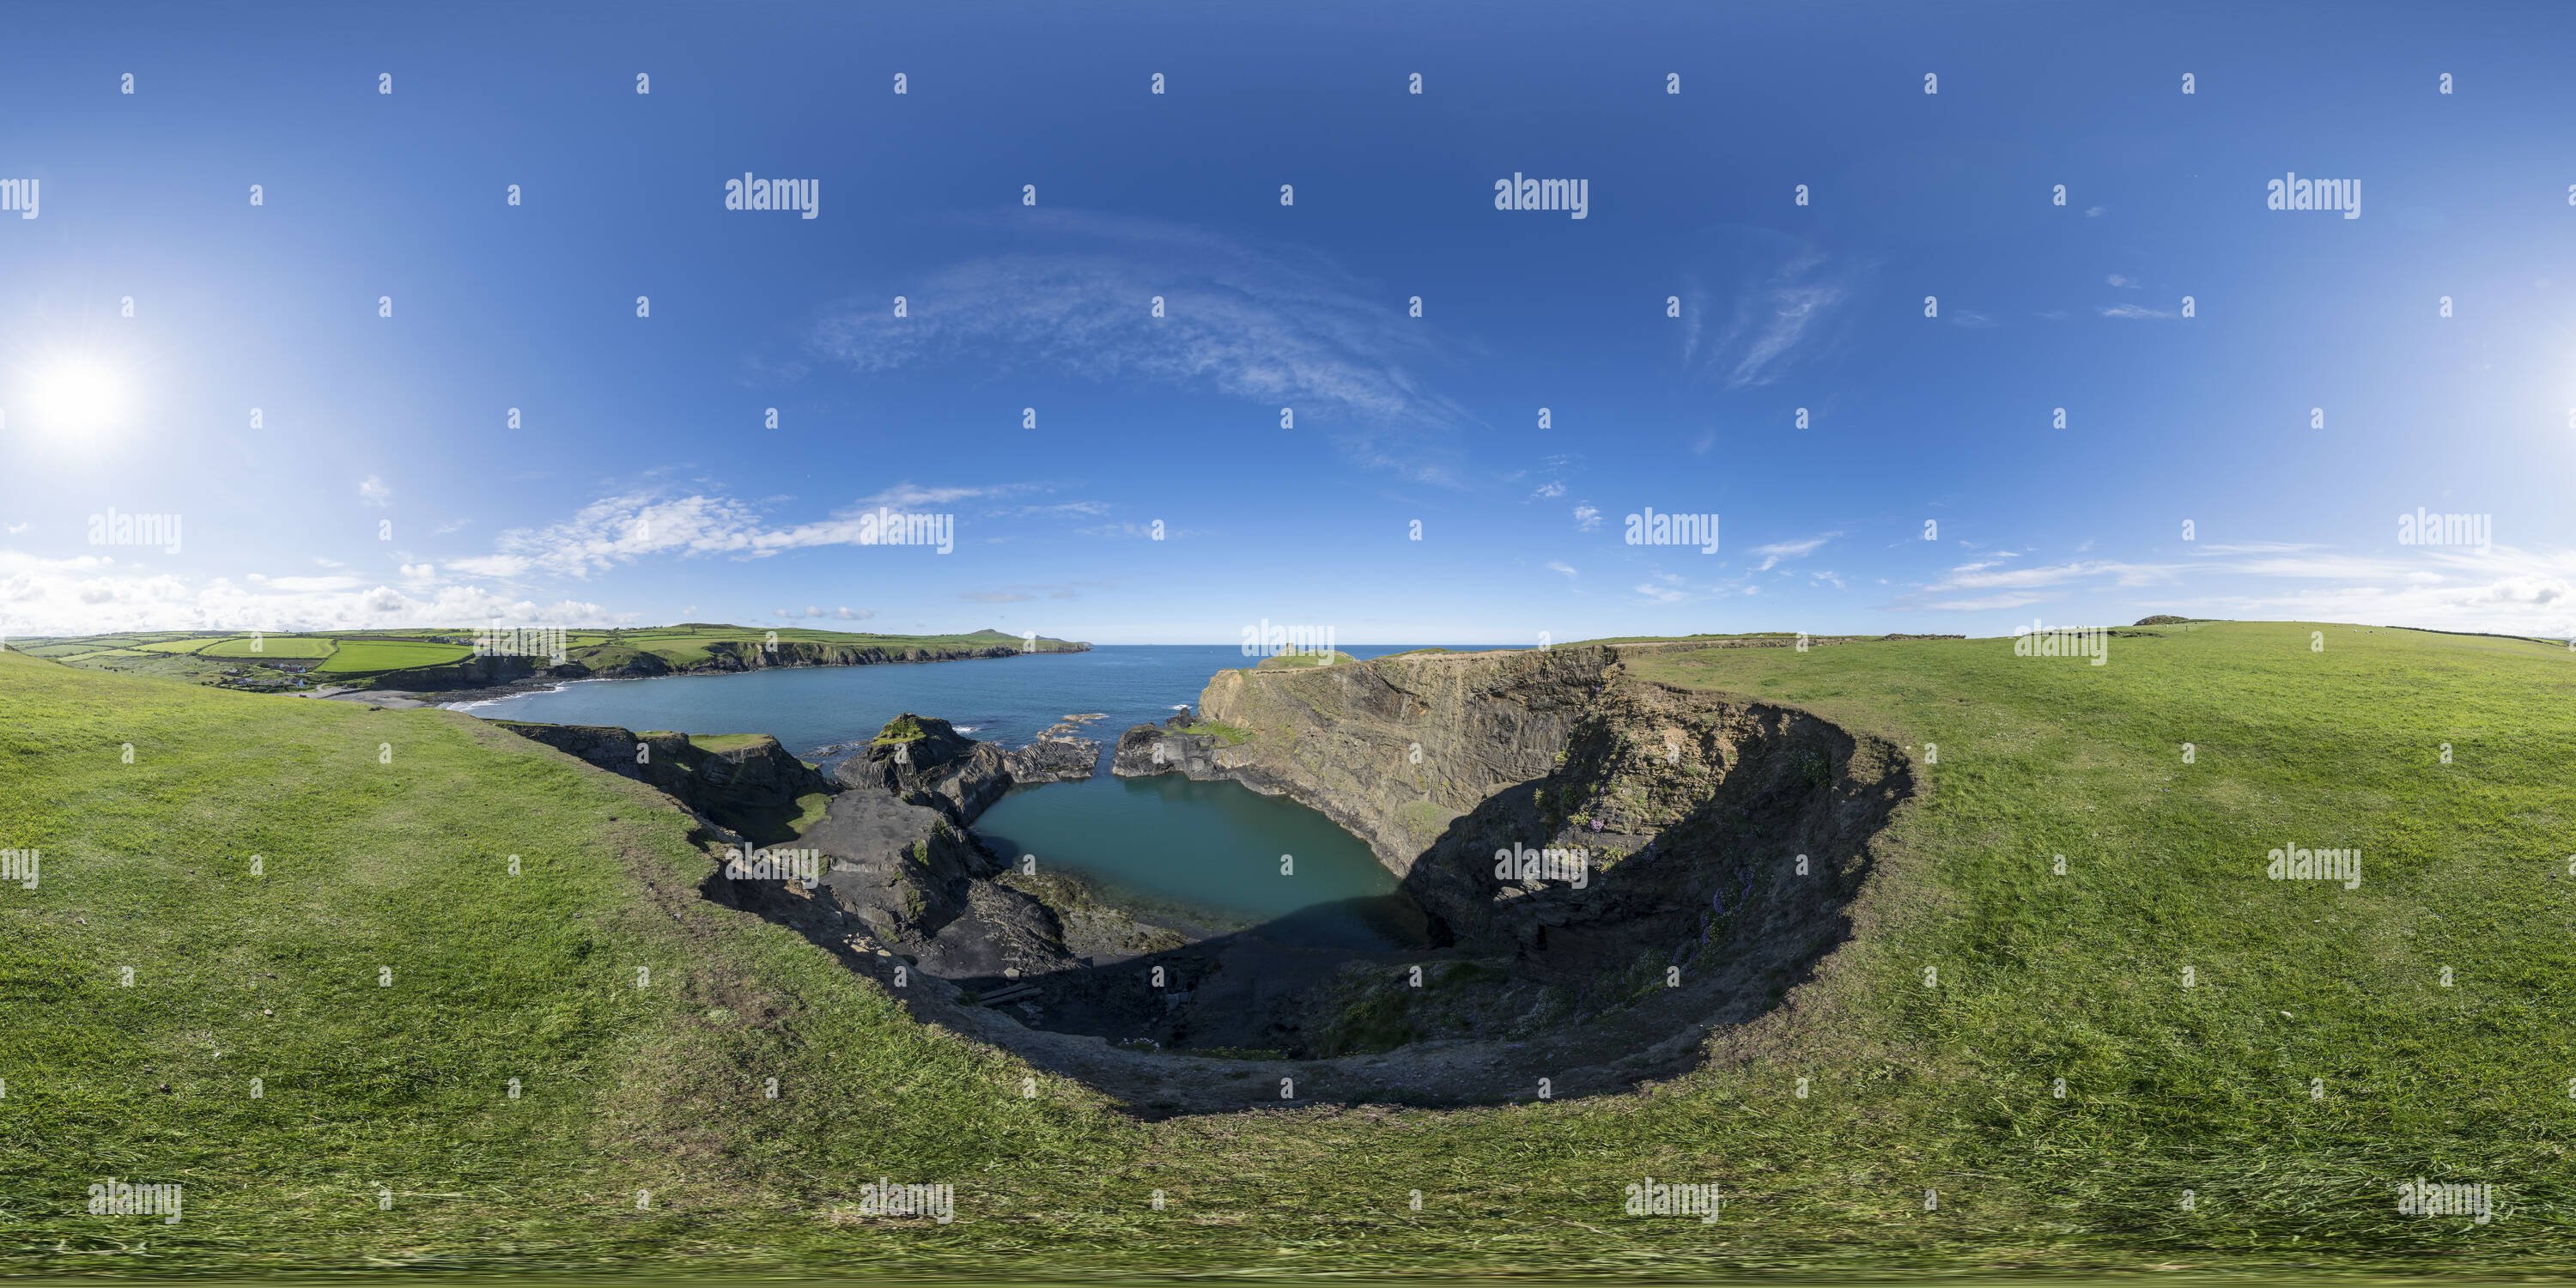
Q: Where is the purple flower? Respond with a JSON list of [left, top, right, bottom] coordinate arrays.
[[1589, 818, 1605, 831]]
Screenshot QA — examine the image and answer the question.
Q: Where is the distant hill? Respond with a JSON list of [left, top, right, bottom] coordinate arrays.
[[7, 624, 1089, 692]]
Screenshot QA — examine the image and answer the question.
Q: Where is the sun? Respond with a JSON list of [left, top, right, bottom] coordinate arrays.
[[23, 354, 129, 437]]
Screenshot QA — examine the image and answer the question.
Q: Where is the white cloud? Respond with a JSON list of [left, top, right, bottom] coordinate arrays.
[[807, 210, 1471, 487], [1573, 504, 1602, 532], [358, 476, 392, 507], [2100, 303, 2178, 320], [1684, 242, 1858, 389], [0, 549, 612, 636], [2106, 274, 2137, 289], [1530, 482, 1566, 500], [1545, 562, 1577, 578], [1751, 532, 1839, 572]]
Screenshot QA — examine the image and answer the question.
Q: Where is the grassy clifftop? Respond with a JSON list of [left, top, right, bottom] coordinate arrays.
[[3, 621, 2572, 1277], [9, 624, 1087, 690]]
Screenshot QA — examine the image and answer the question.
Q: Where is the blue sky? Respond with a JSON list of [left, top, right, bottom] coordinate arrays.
[[4, 0, 2574, 644]]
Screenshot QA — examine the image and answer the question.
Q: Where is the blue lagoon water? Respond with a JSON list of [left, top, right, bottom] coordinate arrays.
[[463, 646, 1468, 943]]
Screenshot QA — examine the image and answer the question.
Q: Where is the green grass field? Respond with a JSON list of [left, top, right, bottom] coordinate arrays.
[[12, 625, 1084, 691], [134, 637, 233, 654], [2, 621, 2569, 1279], [197, 636, 339, 660], [313, 641, 476, 674]]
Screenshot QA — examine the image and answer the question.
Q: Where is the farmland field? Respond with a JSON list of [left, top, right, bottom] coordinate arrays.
[[197, 636, 340, 659], [3, 621, 2570, 1279], [313, 641, 475, 673]]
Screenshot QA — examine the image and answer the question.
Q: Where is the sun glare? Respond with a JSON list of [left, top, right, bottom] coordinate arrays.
[[24, 355, 129, 438]]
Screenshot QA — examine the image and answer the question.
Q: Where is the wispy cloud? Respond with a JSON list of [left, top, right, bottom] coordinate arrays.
[[1681, 239, 1859, 389], [1572, 504, 1602, 532], [446, 483, 1052, 580], [1751, 531, 1839, 572], [1545, 561, 1577, 578], [2100, 303, 2178, 320], [806, 210, 1473, 486], [358, 476, 392, 507]]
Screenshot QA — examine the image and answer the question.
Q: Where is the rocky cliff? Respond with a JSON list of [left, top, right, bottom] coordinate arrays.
[[833, 714, 1017, 823], [491, 720, 836, 821], [1115, 645, 1911, 985], [367, 635, 1088, 691]]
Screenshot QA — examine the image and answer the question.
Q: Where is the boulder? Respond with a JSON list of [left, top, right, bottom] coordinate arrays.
[[493, 720, 835, 817], [1003, 722, 1102, 784], [834, 714, 1012, 824]]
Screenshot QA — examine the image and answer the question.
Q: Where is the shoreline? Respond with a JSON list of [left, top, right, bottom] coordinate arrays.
[[319, 647, 1094, 714]]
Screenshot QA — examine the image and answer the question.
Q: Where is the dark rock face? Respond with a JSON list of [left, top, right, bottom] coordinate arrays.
[[834, 714, 1013, 824], [797, 788, 1073, 980], [492, 721, 835, 817], [1112, 647, 1909, 987], [1110, 708, 1217, 777], [1004, 722, 1102, 784], [368, 636, 1086, 692]]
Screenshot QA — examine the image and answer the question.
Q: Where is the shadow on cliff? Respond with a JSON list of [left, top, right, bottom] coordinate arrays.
[[770, 694, 1904, 1116]]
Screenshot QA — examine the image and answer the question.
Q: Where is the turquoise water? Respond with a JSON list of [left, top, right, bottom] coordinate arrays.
[[975, 772, 1426, 949], [463, 645, 1475, 944]]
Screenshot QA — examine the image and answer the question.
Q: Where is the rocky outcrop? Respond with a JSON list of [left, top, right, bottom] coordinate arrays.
[[834, 714, 1015, 824], [1115, 646, 1910, 981], [492, 720, 835, 818], [368, 631, 1087, 691], [1004, 721, 1103, 784], [794, 788, 1073, 980], [1110, 708, 1220, 776]]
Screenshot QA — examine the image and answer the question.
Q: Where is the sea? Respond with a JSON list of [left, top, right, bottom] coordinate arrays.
[[457, 645, 1492, 944]]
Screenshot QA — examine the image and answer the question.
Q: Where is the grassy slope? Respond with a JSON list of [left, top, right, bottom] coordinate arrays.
[[3, 621, 2572, 1277], [314, 641, 475, 673], [12, 626, 1084, 688]]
